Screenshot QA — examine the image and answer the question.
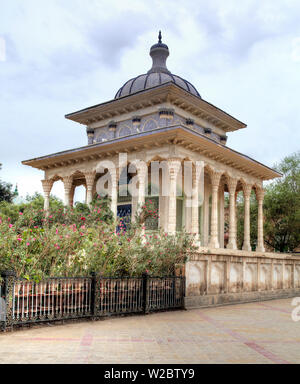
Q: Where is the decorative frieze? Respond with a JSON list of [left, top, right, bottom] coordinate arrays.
[[220, 135, 227, 145], [159, 108, 174, 119], [185, 118, 194, 126]]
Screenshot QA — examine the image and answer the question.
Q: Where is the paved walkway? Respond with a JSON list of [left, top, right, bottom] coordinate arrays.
[[0, 298, 299, 364]]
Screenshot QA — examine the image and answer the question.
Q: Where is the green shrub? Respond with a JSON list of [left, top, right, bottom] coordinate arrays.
[[0, 194, 195, 280]]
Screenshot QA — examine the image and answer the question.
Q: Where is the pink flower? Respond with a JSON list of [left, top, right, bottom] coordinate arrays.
[[9, 224, 13, 228], [17, 238, 22, 242], [26, 242, 30, 246], [19, 212, 23, 216]]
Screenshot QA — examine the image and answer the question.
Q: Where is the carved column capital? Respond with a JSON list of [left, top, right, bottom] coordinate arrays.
[[63, 176, 73, 191], [41, 179, 54, 195], [227, 178, 238, 195], [242, 183, 253, 199], [85, 171, 96, 189], [168, 158, 182, 178], [255, 187, 265, 203], [210, 170, 222, 189]]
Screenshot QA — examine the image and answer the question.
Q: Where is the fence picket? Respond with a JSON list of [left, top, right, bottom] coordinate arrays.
[[0, 273, 185, 330]]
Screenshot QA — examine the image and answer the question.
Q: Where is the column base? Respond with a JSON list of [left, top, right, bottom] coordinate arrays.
[[256, 245, 266, 252], [193, 235, 201, 248], [227, 241, 237, 250], [208, 239, 220, 249], [242, 244, 252, 251]]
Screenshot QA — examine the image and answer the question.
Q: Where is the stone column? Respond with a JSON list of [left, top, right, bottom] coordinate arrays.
[[168, 159, 181, 234], [69, 185, 75, 208], [256, 188, 266, 252], [208, 171, 221, 249], [227, 178, 238, 250], [85, 171, 96, 206], [219, 184, 225, 248], [191, 165, 199, 242], [242, 183, 252, 252], [110, 168, 118, 220], [41, 179, 54, 216], [63, 176, 73, 208], [203, 182, 209, 246], [137, 163, 148, 211]]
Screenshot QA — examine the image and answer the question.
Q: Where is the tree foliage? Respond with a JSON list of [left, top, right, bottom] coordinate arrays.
[[0, 163, 14, 203], [236, 151, 300, 253], [264, 151, 300, 252]]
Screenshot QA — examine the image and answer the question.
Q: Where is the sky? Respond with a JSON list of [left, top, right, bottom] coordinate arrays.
[[0, 0, 300, 202]]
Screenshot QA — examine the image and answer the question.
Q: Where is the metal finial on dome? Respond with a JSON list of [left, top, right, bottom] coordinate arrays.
[[158, 30, 162, 44], [148, 32, 170, 74]]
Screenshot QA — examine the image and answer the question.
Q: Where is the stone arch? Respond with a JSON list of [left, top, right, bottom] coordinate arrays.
[[48, 174, 64, 203], [48, 174, 63, 182], [230, 263, 243, 293], [96, 129, 109, 143], [273, 264, 283, 290], [245, 263, 257, 291], [68, 170, 87, 206], [295, 265, 300, 288], [211, 262, 225, 294], [94, 160, 117, 198], [118, 125, 132, 137], [260, 264, 271, 291], [142, 118, 158, 132]]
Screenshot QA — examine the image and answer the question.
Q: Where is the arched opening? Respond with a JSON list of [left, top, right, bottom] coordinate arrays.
[[117, 164, 137, 229], [70, 171, 87, 207], [73, 185, 86, 205], [50, 177, 64, 202]]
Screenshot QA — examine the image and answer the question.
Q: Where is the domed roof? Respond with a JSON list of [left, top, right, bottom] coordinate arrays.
[[115, 32, 201, 99]]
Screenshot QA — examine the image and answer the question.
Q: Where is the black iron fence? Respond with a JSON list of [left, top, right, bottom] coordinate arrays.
[[0, 271, 185, 331]]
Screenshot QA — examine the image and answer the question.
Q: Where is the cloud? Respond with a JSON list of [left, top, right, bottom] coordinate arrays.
[[0, 0, 300, 200]]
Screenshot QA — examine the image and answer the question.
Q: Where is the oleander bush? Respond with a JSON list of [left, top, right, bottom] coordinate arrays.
[[0, 194, 195, 281]]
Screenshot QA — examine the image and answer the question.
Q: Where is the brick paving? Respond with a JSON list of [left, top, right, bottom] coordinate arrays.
[[0, 298, 299, 364]]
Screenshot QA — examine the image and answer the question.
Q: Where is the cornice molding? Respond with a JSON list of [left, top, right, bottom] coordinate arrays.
[[65, 83, 246, 133], [22, 125, 281, 181]]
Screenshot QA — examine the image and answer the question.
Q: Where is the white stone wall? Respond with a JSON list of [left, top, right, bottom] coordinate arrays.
[[185, 251, 300, 306]]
